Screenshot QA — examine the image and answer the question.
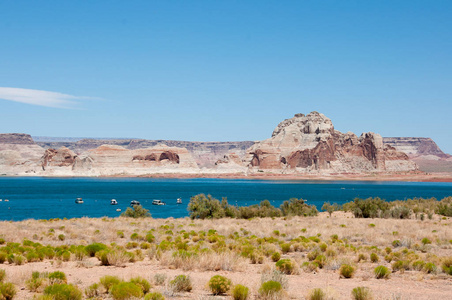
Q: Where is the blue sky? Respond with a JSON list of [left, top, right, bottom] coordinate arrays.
[[0, 1, 451, 153]]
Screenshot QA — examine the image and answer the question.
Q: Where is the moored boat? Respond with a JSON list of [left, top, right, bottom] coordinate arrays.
[[110, 199, 118, 205], [177, 198, 182, 204], [75, 198, 83, 204], [152, 199, 166, 206], [130, 200, 140, 207]]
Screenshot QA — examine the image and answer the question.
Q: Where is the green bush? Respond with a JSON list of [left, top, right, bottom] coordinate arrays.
[[271, 252, 281, 262], [421, 238, 431, 245], [258, 281, 283, 299], [344, 197, 390, 218], [84, 283, 100, 298], [0, 269, 5, 282], [188, 194, 226, 219], [370, 253, 379, 263], [121, 205, 151, 218], [144, 292, 165, 300], [351, 286, 373, 300], [99, 275, 122, 293], [130, 277, 151, 294], [374, 266, 390, 279], [85, 243, 107, 257], [169, 275, 192, 292], [424, 262, 437, 274], [0, 282, 17, 300], [0, 252, 6, 264], [280, 243, 291, 254], [145, 233, 155, 243], [208, 275, 232, 295], [314, 255, 326, 269], [232, 284, 249, 300], [44, 284, 82, 300], [308, 288, 326, 300], [48, 271, 67, 284], [275, 259, 295, 274], [280, 198, 318, 216], [339, 264, 355, 278], [110, 282, 143, 300]]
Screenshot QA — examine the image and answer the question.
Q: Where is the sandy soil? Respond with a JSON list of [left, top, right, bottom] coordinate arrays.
[[1, 213, 451, 299]]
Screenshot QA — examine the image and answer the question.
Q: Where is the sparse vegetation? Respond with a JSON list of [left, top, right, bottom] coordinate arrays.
[[208, 275, 232, 295]]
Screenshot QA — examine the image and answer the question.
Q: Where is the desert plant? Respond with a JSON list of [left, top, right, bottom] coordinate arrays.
[[121, 205, 151, 218], [232, 284, 249, 300], [370, 253, 379, 263], [144, 292, 165, 300], [85, 243, 107, 257], [84, 283, 100, 298], [308, 288, 326, 300], [208, 275, 232, 295], [351, 286, 373, 300], [169, 275, 192, 292], [271, 252, 281, 262], [99, 275, 122, 293], [374, 266, 390, 279], [110, 282, 143, 300], [0, 270, 5, 282], [44, 283, 82, 300], [258, 281, 283, 299], [0, 252, 6, 264], [153, 273, 167, 285], [48, 271, 67, 284], [0, 282, 16, 300], [275, 259, 295, 274], [339, 264, 355, 278], [424, 262, 437, 274], [130, 277, 151, 294]]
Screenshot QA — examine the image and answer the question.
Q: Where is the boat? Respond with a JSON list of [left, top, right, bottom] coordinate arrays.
[[75, 198, 83, 204], [110, 199, 118, 205], [177, 198, 182, 204], [4, 199, 8, 202], [152, 199, 166, 206], [130, 200, 140, 207], [116, 208, 121, 212]]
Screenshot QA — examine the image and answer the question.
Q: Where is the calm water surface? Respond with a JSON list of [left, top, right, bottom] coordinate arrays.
[[0, 177, 451, 221]]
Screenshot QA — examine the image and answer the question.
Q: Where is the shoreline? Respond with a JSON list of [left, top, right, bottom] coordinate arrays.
[[1, 172, 452, 182]]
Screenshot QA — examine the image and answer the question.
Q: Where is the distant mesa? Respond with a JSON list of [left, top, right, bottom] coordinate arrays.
[[0, 112, 450, 176]]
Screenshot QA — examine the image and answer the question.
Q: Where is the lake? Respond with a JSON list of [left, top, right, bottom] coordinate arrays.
[[0, 177, 451, 221]]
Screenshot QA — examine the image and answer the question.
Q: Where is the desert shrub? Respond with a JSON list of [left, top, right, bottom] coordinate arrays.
[[130, 277, 151, 294], [374, 266, 390, 279], [421, 238, 431, 245], [280, 198, 318, 216], [389, 206, 412, 219], [314, 255, 326, 269], [153, 273, 167, 285], [351, 286, 373, 300], [188, 194, 225, 219], [308, 288, 326, 300], [424, 262, 437, 274], [145, 233, 155, 243], [302, 261, 319, 273], [261, 269, 288, 289], [44, 283, 82, 300], [208, 275, 232, 295], [357, 253, 367, 262], [169, 275, 192, 292], [0, 282, 16, 300], [144, 292, 165, 300], [344, 197, 390, 218], [121, 205, 151, 218], [280, 243, 291, 254], [60, 251, 71, 262], [441, 257, 452, 275], [106, 250, 131, 267], [307, 249, 320, 261], [84, 283, 100, 298], [26, 275, 46, 292], [0, 269, 5, 282], [99, 275, 122, 293], [271, 252, 281, 262], [275, 259, 295, 274], [339, 264, 355, 278], [232, 284, 249, 300], [58, 234, 65, 241], [0, 252, 6, 264], [412, 260, 425, 271], [258, 281, 283, 299], [370, 253, 379, 263], [85, 243, 107, 257], [392, 240, 402, 247], [319, 243, 327, 252], [110, 282, 143, 300], [321, 202, 340, 216], [12, 255, 25, 265], [392, 260, 410, 272], [48, 271, 67, 284], [26, 251, 40, 262]]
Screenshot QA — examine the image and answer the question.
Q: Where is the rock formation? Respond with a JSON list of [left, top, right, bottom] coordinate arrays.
[[0, 134, 45, 175], [217, 112, 417, 174]]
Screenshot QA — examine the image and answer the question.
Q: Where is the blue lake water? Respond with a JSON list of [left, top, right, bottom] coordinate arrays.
[[0, 177, 451, 221]]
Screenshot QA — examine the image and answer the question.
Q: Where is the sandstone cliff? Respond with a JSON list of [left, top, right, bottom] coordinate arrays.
[[216, 112, 417, 174], [0, 134, 45, 175]]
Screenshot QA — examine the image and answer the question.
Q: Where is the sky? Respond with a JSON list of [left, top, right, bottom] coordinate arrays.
[[0, 1, 451, 153]]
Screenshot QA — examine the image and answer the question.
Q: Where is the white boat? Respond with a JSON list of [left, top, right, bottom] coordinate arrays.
[[110, 199, 118, 205], [177, 198, 182, 204], [130, 200, 140, 207], [152, 199, 166, 206], [75, 198, 83, 204], [116, 208, 121, 212]]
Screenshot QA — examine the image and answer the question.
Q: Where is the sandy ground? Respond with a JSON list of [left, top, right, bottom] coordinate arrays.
[[1, 213, 451, 299]]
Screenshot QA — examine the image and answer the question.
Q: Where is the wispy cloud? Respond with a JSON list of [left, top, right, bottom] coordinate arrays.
[[0, 87, 98, 109]]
